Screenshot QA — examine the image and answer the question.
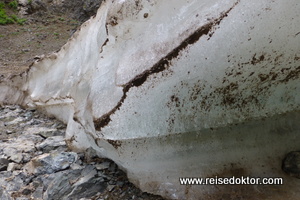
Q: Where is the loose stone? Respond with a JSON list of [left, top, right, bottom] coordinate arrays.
[[0, 105, 164, 200]]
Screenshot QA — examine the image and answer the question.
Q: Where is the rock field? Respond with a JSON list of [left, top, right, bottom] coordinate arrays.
[[0, 105, 164, 200]]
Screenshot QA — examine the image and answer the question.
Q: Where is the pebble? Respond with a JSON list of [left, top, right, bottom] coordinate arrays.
[[0, 105, 165, 200], [23, 151, 78, 175], [95, 162, 110, 170]]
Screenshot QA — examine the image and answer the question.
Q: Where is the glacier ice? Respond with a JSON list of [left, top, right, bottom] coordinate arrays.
[[1, 0, 300, 199]]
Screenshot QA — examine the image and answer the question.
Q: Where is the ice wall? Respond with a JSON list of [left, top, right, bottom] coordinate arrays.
[[1, 0, 300, 199]]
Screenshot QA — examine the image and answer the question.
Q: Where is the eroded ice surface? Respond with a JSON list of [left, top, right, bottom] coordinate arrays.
[[0, 0, 300, 199]]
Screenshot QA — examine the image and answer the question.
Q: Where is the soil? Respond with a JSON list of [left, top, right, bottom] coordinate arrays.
[[0, 9, 80, 76]]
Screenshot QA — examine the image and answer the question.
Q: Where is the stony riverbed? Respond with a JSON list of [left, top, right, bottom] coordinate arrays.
[[0, 105, 165, 200]]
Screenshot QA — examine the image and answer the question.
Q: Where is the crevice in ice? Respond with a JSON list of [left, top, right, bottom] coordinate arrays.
[[31, 96, 74, 106], [94, 1, 240, 131], [105, 22, 109, 35], [73, 117, 96, 141], [43, 96, 73, 104], [100, 38, 109, 53]]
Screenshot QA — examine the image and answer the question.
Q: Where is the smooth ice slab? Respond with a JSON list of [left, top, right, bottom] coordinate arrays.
[[0, 0, 299, 199]]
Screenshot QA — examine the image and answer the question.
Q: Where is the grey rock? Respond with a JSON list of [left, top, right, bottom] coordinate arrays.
[[0, 188, 12, 200], [24, 152, 77, 175], [67, 165, 106, 198], [18, 0, 29, 6], [21, 188, 32, 195], [32, 0, 47, 9], [38, 170, 71, 190], [16, 198, 30, 200], [36, 136, 66, 152], [3, 148, 23, 163], [29, 119, 43, 125], [21, 153, 32, 163], [108, 179, 116, 185], [35, 151, 44, 156], [14, 141, 35, 154], [26, 0, 47, 14], [44, 166, 107, 200], [0, 98, 162, 200], [3, 136, 38, 155], [22, 111, 33, 119], [75, 158, 83, 165], [14, 171, 33, 185], [107, 185, 115, 192], [51, 122, 66, 129], [0, 158, 9, 171], [67, 176, 107, 199], [8, 106, 18, 110], [78, 165, 97, 181], [24, 127, 58, 138], [82, 0, 102, 19], [10, 153, 24, 164], [7, 163, 22, 171], [19, 134, 44, 144], [31, 179, 42, 188], [77, 152, 85, 161], [43, 169, 82, 200], [95, 162, 110, 170], [27, 107, 36, 111], [31, 186, 44, 199], [70, 163, 84, 170], [108, 162, 117, 172], [0, 171, 13, 181], [0, 172, 25, 192], [97, 172, 110, 182], [5, 117, 24, 125], [84, 147, 99, 162]]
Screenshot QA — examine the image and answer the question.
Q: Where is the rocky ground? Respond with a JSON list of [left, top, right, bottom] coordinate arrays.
[[0, 105, 165, 200]]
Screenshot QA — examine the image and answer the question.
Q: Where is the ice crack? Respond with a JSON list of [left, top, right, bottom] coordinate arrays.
[[94, 1, 240, 131]]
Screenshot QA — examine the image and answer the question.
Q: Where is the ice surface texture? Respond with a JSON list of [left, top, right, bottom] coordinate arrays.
[[0, 0, 300, 199]]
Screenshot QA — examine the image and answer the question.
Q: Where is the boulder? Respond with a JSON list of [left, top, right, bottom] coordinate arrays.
[[43, 166, 107, 200], [36, 136, 66, 152], [24, 151, 77, 175]]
